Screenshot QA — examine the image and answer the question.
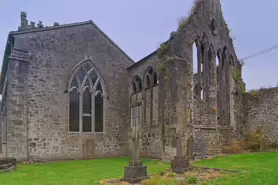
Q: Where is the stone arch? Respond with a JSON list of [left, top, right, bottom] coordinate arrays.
[[200, 34, 209, 72], [68, 59, 107, 98], [192, 35, 202, 99], [194, 36, 201, 47], [222, 46, 228, 57], [67, 59, 106, 133], [201, 33, 209, 47], [192, 37, 200, 74], [143, 66, 158, 126], [216, 49, 222, 59], [132, 75, 143, 94], [143, 66, 158, 88], [229, 55, 235, 66], [208, 44, 215, 61]]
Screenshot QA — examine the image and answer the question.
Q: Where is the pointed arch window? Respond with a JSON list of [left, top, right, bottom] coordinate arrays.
[[144, 67, 158, 88], [132, 76, 142, 94], [68, 61, 104, 133]]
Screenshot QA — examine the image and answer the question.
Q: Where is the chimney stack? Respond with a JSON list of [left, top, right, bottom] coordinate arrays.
[[30, 22, 35, 28], [37, 21, 44, 28], [18, 11, 57, 31], [18, 11, 28, 31]]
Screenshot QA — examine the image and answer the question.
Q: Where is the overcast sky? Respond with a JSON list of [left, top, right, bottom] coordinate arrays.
[[0, 0, 277, 91]]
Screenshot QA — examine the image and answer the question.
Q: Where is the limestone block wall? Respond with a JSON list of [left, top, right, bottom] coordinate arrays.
[[128, 0, 243, 161], [128, 53, 163, 159], [6, 23, 133, 161], [242, 88, 278, 143]]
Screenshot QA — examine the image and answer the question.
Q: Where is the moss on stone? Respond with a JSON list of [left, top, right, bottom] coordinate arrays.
[[232, 71, 246, 94]]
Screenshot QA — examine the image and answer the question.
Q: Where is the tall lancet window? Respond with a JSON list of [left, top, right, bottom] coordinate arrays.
[[68, 61, 104, 133]]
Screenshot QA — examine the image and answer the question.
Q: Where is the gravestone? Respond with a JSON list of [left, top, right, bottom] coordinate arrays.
[[201, 141, 206, 159], [0, 158, 16, 172], [83, 139, 95, 157], [186, 135, 194, 160], [123, 120, 147, 183], [171, 131, 190, 174]]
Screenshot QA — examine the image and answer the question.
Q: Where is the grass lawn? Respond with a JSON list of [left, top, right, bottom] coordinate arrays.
[[193, 151, 278, 185], [1, 152, 277, 185], [0, 158, 169, 185]]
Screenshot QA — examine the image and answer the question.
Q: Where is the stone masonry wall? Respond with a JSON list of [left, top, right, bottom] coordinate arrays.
[[127, 0, 243, 161], [2, 0, 243, 161], [242, 88, 278, 143], [128, 53, 163, 159], [7, 23, 133, 161], [163, 0, 242, 159], [5, 47, 30, 160]]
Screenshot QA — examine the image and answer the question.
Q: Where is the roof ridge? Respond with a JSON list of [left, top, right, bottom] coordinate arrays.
[[10, 20, 134, 63], [11, 20, 93, 35]]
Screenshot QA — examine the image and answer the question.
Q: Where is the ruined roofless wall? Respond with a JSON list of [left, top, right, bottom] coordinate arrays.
[[242, 88, 278, 143]]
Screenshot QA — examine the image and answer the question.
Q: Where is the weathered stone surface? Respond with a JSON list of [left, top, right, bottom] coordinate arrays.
[[124, 160, 147, 184], [171, 156, 190, 174], [242, 88, 278, 143], [0, 158, 16, 172], [0, 0, 244, 162]]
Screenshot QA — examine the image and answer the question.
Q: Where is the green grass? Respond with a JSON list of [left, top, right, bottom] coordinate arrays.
[[193, 151, 278, 185], [0, 158, 169, 185], [1, 152, 277, 185]]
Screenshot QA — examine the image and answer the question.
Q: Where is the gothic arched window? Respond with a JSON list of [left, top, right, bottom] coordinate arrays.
[[69, 61, 104, 133], [144, 67, 158, 88], [132, 75, 142, 94]]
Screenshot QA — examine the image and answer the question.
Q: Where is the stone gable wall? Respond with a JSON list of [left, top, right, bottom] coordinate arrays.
[[6, 23, 133, 161]]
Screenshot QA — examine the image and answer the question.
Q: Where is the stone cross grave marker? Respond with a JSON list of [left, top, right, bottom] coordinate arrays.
[[123, 110, 147, 184], [171, 130, 190, 174]]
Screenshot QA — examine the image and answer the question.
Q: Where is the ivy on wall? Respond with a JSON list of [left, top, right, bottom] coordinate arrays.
[[232, 71, 246, 95]]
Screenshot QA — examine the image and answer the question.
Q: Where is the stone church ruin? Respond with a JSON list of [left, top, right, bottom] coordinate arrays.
[[0, 0, 276, 162]]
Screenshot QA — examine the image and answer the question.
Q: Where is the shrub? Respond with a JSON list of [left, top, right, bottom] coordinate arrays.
[[211, 107, 217, 114], [187, 176, 198, 184], [141, 175, 179, 185], [267, 141, 278, 149], [248, 90, 261, 97], [244, 127, 265, 152], [222, 140, 245, 154], [232, 71, 246, 95], [166, 172, 176, 178], [177, 0, 203, 32]]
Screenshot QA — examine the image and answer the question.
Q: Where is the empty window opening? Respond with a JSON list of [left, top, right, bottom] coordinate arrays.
[[154, 73, 158, 85], [146, 75, 151, 88], [216, 55, 220, 66], [132, 76, 142, 93], [193, 42, 198, 74], [132, 82, 136, 93], [145, 67, 158, 88]]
